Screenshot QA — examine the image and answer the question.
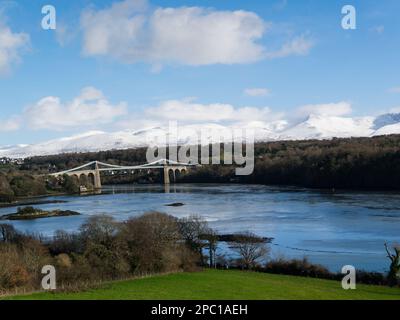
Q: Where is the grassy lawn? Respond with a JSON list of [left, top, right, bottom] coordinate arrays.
[[6, 269, 400, 300]]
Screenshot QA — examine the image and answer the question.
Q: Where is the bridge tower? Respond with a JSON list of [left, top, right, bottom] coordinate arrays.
[[94, 161, 102, 189]]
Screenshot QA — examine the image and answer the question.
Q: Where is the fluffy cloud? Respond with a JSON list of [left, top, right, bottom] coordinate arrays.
[[0, 21, 29, 74], [144, 99, 279, 124], [147, 7, 267, 65], [244, 88, 271, 97], [24, 87, 127, 130], [296, 102, 352, 117], [80, 0, 312, 66]]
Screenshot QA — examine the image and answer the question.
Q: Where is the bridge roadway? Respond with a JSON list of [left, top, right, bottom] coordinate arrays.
[[50, 159, 195, 188]]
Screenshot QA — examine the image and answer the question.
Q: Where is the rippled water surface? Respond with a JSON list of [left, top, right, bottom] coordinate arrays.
[[1, 184, 399, 272]]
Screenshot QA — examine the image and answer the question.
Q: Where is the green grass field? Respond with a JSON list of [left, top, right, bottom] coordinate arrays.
[[7, 270, 400, 300]]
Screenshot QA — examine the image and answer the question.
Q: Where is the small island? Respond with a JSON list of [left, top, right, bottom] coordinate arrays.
[[0, 206, 80, 220], [165, 202, 185, 207]]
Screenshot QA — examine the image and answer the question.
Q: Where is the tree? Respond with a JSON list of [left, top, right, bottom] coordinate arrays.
[[79, 215, 120, 246], [384, 243, 400, 286], [9, 175, 47, 197], [0, 173, 14, 202], [229, 232, 269, 269], [61, 174, 80, 194], [79, 215, 128, 279], [0, 224, 18, 242], [121, 212, 183, 273], [200, 229, 218, 268], [178, 215, 210, 265]]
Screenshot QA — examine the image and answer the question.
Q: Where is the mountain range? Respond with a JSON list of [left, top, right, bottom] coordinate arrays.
[[1, 113, 400, 158]]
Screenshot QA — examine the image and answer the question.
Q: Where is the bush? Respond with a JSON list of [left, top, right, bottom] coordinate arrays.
[[0, 194, 15, 203], [10, 175, 47, 197], [121, 212, 192, 273], [16, 206, 42, 215], [0, 173, 15, 203], [61, 174, 80, 194], [0, 224, 19, 243], [0, 240, 50, 290], [357, 270, 387, 286], [48, 230, 82, 255], [264, 258, 334, 279]]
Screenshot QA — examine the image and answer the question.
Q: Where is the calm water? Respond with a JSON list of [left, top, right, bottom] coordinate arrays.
[[1, 184, 399, 273]]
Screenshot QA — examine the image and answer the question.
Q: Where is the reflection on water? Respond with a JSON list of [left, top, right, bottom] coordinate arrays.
[[1, 184, 399, 272]]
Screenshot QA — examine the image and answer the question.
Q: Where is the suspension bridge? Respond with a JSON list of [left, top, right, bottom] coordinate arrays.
[[50, 159, 196, 188]]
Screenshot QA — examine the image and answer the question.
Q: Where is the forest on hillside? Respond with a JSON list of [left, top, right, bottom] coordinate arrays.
[[1, 135, 400, 202]]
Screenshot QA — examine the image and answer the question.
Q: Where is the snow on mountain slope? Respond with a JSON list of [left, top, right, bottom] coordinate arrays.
[[373, 122, 400, 136], [373, 113, 400, 130], [281, 115, 374, 140], [1, 113, 400, 158]]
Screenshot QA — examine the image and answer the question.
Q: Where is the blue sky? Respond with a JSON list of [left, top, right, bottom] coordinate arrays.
[[0, 0, 399, 145]]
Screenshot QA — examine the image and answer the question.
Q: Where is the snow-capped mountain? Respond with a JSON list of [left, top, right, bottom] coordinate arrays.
[[2, 113, 400, 159], [280, 114, 375, 140]]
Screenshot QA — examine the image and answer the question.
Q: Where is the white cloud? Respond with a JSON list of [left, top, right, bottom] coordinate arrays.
[[144, 98, 280, 124], [296, 102, 352, 117], [265, 34, 314, 59], [244, 88, 271, 97], [55, 22, 76, 47], [147, 7, 267, 65], [80, 0, 312, 66], [24, 87, 127, 130], [0, 21, 29, 74]]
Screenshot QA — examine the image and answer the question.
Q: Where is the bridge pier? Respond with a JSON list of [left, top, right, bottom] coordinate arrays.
[[163, 167, 170, 185], [93, 169, 102, 189]]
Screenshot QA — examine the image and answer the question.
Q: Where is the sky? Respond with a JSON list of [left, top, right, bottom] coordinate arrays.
[[0, 0, 399, 145]]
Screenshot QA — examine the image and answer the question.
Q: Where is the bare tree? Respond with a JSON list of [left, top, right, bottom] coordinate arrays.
[[0, 224, 18, 243], [79, 215, 120, 246], [178, 215, 210, 265], [229, 232, 269, 269], [122, 212, 182, 273], [384, 242, 400, 286], [201, 229, 218, 268]]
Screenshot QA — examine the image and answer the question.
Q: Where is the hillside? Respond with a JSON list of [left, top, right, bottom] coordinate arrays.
[[7, 270, 400, 300], [3, 112, 400, 158]]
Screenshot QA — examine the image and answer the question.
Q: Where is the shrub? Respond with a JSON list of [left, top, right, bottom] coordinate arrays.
[[56, 253, 72, 268], [264, 258, 333, 279], [0, 241, 49, 290], [357, 270, 387, 286], [0, 224, 19, 243], [16, 206, 42, 215], [10, 175, 47, 197], [121, 212, 193, 273], [48, 230, 82, 255], [0, 173, 15, 203], [61, 174, 80, 194]]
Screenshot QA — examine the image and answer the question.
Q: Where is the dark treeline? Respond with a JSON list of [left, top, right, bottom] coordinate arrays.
[[20, 147, 149, 173], [18, 134, 400, 190], [0, 171, 81, 203], [182, 135, 400, 189], [1, 134, 399, 201]]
